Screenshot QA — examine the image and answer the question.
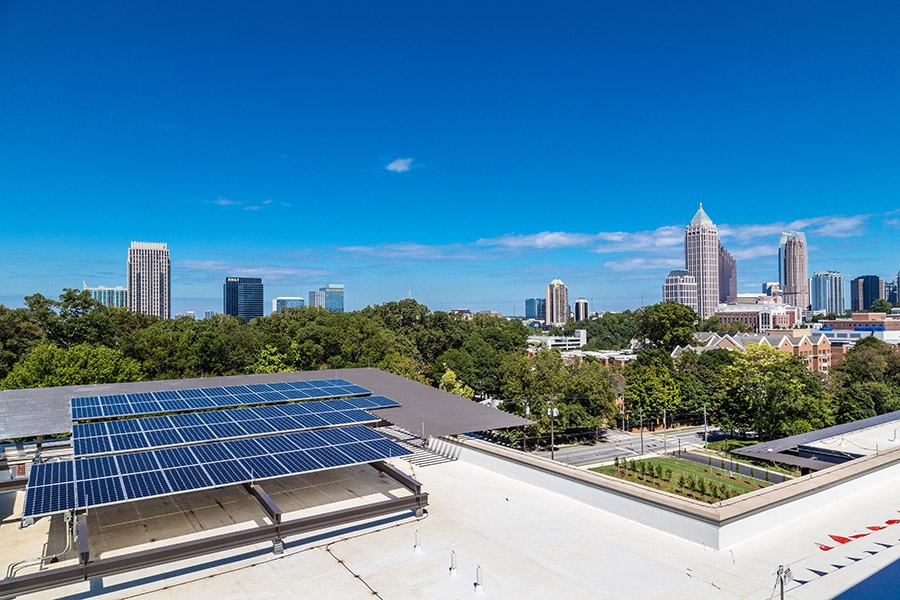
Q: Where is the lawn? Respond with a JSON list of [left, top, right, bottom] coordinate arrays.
[[592, 456, 770, 503]]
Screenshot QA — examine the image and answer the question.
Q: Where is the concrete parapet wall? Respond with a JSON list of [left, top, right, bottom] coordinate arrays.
[[437, 435, 900, 549]]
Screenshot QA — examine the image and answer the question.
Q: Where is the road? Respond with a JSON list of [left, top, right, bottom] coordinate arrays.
[[534, 426, 719, 467]]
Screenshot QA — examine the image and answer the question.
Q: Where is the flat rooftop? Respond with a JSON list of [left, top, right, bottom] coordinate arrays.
[[2, 441, 897, 599]]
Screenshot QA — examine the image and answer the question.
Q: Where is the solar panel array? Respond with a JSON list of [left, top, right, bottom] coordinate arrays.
[[71, 396, 400, 457], [24, 426, 412, 519], [70, 378, 371, 421]]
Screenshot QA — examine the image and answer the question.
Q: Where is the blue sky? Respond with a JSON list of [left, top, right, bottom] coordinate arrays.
[[1, 1, 898, 315]]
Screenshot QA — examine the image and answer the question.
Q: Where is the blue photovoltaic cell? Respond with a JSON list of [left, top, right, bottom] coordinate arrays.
[[116, 451, 160, 475], [291, 414, 330, 429], [177, 425, 215, 443], [246, 383, 274, 393], [277, 403, 311, 415], [207, 421, 249, 439], [363, 438, 409, 458], [343, 425, 385, 442], [340, 442, 386, 464], [72, 406, 104, 420], [248, 405, 286, 418], [131, 401, 162, 415], [74, 422, 107, 438], [190, 444, 233, 463], [236, 419, 277, 435], [259, 391, 287, 402], [72, 396, 100, 408], [110, 433, 149, 452], [165, 465, 213, 491], [74, 436, 113, 456], [152, 390, 181, 401], [76, 455, 119, 480], [285, 431, 327, 450], [106, 419, 143, 435], [169, 413, 205, 427], [208, 396, 237, 407], [255, 435, 299, 453], [154, 446, 198, 468], [140, 416, 173, 431], [203, 461, 249, 486], [306, 446, 353, 468], [122, 470, 171, 500], [203, 387, 229, 397], [144, 429, 184, 447], [179, 388, 206, 399], [222, 438, 267, 458], [130, 392, 154, 403], [240, 455, 289, 479], [24, 482, 76, 517], [105, 394, 129, 405], [275, 450, 322, 472], [324, 399, 355, 411], [29, 461, 74, 487], [196, 411, 234, 425], [228, 385, 253, 395], [365, 396, 401, 408], [159, 399, 192, 412], [314, 427, 358, 446], [227, 407, 257, 422], [76, 476, 125, 508], [102, 403, 132, 417]]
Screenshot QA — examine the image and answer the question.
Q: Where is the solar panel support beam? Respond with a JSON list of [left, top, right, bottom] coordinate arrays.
[[244, 483, 282, 525], [371, 461, 421, 495], [77, 514, 90, 567]]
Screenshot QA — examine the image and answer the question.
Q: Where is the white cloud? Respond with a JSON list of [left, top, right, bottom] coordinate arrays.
[[476, 231, 597, 249], [338, 242, 485, 261], [212, 197, 238, 206], [386, 158, 413, 173], [885, 218, 900, 229], [603, 257, 683, 272], [244, 205, 260, 211]]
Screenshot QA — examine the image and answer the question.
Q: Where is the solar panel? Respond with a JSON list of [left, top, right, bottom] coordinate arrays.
[[24, 426, 412, 519], [65, 379, 371, 420], [106, 419, 142, 435], [122, 471, 171, 500]]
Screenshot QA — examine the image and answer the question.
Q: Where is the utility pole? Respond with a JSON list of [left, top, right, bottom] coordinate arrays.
[[703, 404, 708, 449], [663, 408, 667, 456], [639, 407, 644, 455], [548, 402, 559, 461]]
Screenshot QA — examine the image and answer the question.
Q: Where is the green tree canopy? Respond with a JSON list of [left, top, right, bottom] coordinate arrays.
[[636, 302, 698, 352], [2, 343, 143, 389]]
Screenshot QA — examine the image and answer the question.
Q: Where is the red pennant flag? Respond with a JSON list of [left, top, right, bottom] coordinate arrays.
[[829, 534, 852, 544], [849, 533, 870, 539], [868, 526, 886, 531], [886, 519, 900, 525], [816, 542, 834, 551]]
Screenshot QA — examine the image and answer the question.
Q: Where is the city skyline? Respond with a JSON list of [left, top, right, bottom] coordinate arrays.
[[2, 3, 899, 315]]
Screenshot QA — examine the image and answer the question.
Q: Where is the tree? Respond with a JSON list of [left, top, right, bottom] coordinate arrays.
[[623, 359, 680, 422], [868, 298, 894, 314], [439, 367, 475, 400], [717, 344, 831, 438], [2, 343, 143, 389], [0, 305, 46, 379], [830, 337, 900, 419], [636, 302, 698, 352]]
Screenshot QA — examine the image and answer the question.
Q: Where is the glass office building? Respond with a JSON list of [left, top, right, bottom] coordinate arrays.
[[224, 277, 264, 321]]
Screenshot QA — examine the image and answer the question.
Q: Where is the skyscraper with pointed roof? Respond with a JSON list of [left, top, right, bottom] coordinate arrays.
[[779, 231, 809, 309], [684, 204, 719, 319]]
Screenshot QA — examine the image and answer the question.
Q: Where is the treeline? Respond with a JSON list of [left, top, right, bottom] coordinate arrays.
[[0, 290, 620, 436], [1, 291, 897, 441]]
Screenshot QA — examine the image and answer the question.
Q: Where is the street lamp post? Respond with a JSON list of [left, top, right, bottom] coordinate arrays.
[[522, 401, 530, 452], [548, 401, 559, 461]]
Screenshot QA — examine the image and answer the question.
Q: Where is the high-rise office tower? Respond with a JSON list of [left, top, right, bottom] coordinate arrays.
[[273, 297, 305, 314], [762, 282, 782, 298], [684, 204, 719, 319], [574, 298, 590, 322], [811, 271, 845, 314], [127, 242, 170, 319], [663, 270, 698, 314], [308, 290, 324, 308], [224, 277, 264, 321], [322, 284, 344, 312], [718, 242, 737, 303], [850, 275, 884, 311], [525, 298, 546, 321], [83, 282, 127, 308], [545, 279, 569, 326], [779, 232, 809, 309]]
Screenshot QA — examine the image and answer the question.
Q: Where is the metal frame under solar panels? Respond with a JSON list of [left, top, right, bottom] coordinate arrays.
[[70, 378, 374, 421], [22, 426, 412, 519], [73, 398, 384, 457]]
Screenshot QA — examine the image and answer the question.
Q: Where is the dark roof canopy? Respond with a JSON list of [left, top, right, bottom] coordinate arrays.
[[0, 368, 530, 440]]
